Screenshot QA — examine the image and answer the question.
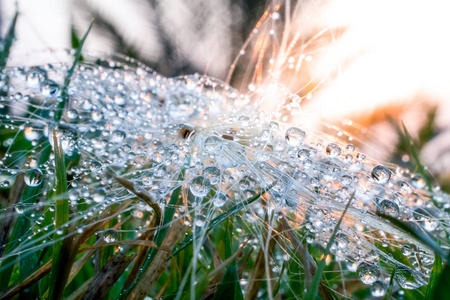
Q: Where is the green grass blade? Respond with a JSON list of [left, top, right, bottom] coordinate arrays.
[[380, 215, 448, 262], [118, 184, 182, 300], [401, 122, 432, 192], [55, 20, 94, 122], [383, 266, 396, 300], [272, 261, 286, 298], [431, 263, 450, 300], [425, 253, 442, 299], [212, 219, 244, 300], [48, 129, 72, 300], [172, 188, 268, 257], [0, 10, 18, 68], [305, 192, 355, 300]]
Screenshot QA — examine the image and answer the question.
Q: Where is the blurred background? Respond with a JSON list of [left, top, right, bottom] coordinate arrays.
[[1, 0, 450, 182]]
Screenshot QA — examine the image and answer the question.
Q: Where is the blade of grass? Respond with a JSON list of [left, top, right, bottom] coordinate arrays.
[[0, 10, 18, 68], [305, 192, 355, 300], [212, 219, 244, 300], [402, 122, 432, 192], [383, 266, 396, 300], [272, 261, 286, 298], [381, 215, 448, 262], [48, 129, 74, 300], [119, 184, 182, 300], [54, 19, 94, 122], [425, 253, 442, 300], [172, 188, 269, 257], [0, 171, 25, 258]]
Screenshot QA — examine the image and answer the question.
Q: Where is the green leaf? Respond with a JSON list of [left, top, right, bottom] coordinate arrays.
[[118, 183, 182, 300], [0, 10, 18, 68], [305, 192, 355, 300], [425, 253, 442, 300], [48, 128, 72, 300], [55, 20, 94, 122], [431, 263, 450, 300], [402, 122, 432, 192], [272, 261, 286, 298], [212, 219, 244, 300], [380, 215, 448, 262], [383, 266, 396, 300], [172, 187, 268, 257]]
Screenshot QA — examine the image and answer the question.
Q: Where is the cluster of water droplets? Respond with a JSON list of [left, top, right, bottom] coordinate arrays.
[[0, 50, 449, 297]]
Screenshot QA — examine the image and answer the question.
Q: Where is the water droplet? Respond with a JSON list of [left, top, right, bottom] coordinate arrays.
[[213, 193, 228, 207], [66, 108, 78, 120], [357, 261, 380, 285], [204, 136, 223, 154], [394, 265, 426, 289], [26, 67, 47, 88], [326, 143, 341, 158], [370, 281, 386, 297], [203, 166, 221, 185], [401, 245, 412, 256], [15, 203, 26, 214], [40, 80, 60, 97], [92, 187, 106, 203], [297, 149, 310, 161], [285, 127, 305, 147], [371, 165, 391, 184], [195, 214, 207, 227], [378, 199, 399, 218], [190, 176, 211, 198], [103, 228, 118, 243], [24, 169, 43, 187], [111, 129, 127, 143]]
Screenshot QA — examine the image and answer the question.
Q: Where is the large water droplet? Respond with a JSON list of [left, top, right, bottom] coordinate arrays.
[[212, 193, 228, 207], [357, 261, 380, 285], [195, 213, 207, 227], [103, 228, 118, 243], [92, 187, 106, 203], [203, 166, 221, 185], [377, 199, 399, 218], [285, 127, 305, 147], [371, 165, 391, 184], [15, 203, 26, 214], [204, 136, 223, 154], [111, 129, 127, 143], [190, 176, 211, 198], [370, 281, 386, 297], [326, 143, 341, 158], [40, 79, 60, 98], [394, 265, 426, 289], [26, 67, 47, 88], [24, 169, 43, 187]]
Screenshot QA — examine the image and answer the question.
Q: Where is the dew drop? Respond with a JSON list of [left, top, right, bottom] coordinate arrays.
[[24, 169, 43, 187], [377, 199, 399, 218], [190, 176, 211, 198], [326, 143, 341, 158], [285, 127, 305, 147], [40, 80, 60, 98], [370, 281, 386, 297], [92, 187, 106, 203], [394, 265, 426, 289], [111, 129, 127, 143], [357, 261, 380, 285], [15, 203, 26, 214], [203, 166, 221, 185], [204, 136, 223, 154], [212, 193, 228, 207], [103, 228, 118, 243], [371, 165, 391, 184], [195, 214, 207, 227]]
